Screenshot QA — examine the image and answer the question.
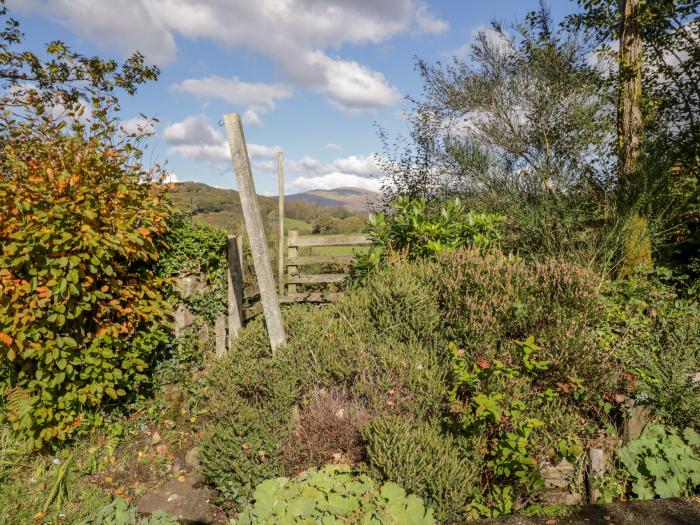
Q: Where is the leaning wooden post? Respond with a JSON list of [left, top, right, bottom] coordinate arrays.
[[223, 113, 286, 351], [277, 151, 285, 295], [227, 235, 244, 348], [287, 229, 298, 295]]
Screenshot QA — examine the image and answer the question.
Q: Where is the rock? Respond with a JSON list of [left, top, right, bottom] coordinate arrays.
[[540, 490, 582, 505], [587, 447, 607, 503], [175, 275, 208, 300], [136, 473, 217, 525], [196, 322, 210, 342], [623, 403, 651, 443], [173, 304, 193, 337], [184, 447, 201, 470], [541, 458, 575, 489]]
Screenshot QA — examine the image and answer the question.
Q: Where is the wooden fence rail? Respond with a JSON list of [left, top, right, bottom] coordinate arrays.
[[284, 230, 370, 297], [226, 230, 371, 348]]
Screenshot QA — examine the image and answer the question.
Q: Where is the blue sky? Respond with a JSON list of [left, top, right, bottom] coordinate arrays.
[[10, 1, 578, 195]]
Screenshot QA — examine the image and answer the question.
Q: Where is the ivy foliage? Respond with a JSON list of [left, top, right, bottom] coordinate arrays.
[[156, 216, 228, 280], [157, 218, 228, 325], [235, 464, 435, 525], [618, 424, 700, 500]]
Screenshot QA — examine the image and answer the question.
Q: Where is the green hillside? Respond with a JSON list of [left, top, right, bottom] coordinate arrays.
[[170, 181, 367, 236]]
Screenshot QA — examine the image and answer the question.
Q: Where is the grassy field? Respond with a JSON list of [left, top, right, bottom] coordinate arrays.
[[313, 244, 370, 256], [284, 217, 312, 233]]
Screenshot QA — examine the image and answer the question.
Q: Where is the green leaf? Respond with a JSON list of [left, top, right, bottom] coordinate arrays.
[[631, 479, 655, 500], [380, 482, 407, 502], [683, 428, 700, 447]]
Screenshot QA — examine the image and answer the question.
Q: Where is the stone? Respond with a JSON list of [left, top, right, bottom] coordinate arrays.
[[136, 473, 217, 525], [623, 403, 651, 443], [587, 447, 607, 503], [175, 275, 208, 300], [541, 458, 575, 489], [184, 447, 201, 470], [540, 490, 582, 505], [173, 304, 193, 337]]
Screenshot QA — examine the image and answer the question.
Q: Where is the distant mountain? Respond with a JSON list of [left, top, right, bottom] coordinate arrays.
[[286, 187, 379, 211]]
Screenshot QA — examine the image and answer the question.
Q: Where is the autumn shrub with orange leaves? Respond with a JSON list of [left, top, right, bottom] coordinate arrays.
[[0, 89, 172, 450]]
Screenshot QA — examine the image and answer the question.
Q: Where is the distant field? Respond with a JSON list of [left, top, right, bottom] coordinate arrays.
[[313, 245, 370, 256], [284, 217, 312, 233], [295, 233, 371, 257]]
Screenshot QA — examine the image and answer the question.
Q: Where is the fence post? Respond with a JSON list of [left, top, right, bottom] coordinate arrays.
[[277, 151, 285, 295], [227, 235, 244, 348], [224, 113, 286, 352], [215, 316, 227, 358], [287, 229, 298, 295]]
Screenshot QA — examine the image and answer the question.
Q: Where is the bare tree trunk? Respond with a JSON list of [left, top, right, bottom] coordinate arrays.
[[616, 0, 652, 277], [617, 0, 643, 188]]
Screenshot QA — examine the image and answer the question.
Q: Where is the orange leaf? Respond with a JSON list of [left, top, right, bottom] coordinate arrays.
[[0, 332, 13, 346]]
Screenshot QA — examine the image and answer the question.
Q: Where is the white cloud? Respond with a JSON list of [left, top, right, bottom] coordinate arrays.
[[163, 114, 281, 168], [448, 25, 514, 60], [11, 0, 176, 66], [163, 114, 221, 146], [120, 116, 156, 135], [323, 143, 343, 151], [163, 171, 179, 184], [172, 76, 292, 125], [413, 2, 449, 35], [242, 109, 263, 127], [172, 76, 292, 108], [247, 143, 282, 158], [304, 52, 401, 112], [163, 114, 383, 190], [329, 154, 381, 177], [14, 0, 446, 112], [287, 172, 382, 193]]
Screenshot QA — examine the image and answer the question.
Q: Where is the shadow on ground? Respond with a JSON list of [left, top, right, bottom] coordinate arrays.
[[480, 497, 700, 525]]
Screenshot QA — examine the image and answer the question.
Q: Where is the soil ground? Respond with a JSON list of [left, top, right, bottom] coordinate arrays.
[[483, 497, 700, 525]]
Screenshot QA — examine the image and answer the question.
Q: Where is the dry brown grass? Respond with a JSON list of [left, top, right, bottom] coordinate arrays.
[[283, 388, 370, 475]]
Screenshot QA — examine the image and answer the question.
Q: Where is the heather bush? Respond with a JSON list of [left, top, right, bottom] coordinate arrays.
[[199, 250, 643, 517], [362, 416, 479, 523], [602, 271, 700, 429], [432, 249, 618, 398], [283, 388, 369, 475]]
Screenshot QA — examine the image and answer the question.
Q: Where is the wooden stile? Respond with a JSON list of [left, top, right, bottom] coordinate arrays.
[[226, 235, 244, 348], [287, 229, 298, 295], [224, 113, 286, 352]]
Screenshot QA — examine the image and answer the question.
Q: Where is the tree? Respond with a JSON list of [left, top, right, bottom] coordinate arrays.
[[409, 3, 615, 198], [569, 0, 700, 268], [380, 4, 624, 269], [617, 0, 644, 188], [0, 1, 170, 449]]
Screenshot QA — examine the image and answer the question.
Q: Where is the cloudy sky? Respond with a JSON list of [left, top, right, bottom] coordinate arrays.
[[10, 0, 576, 195]]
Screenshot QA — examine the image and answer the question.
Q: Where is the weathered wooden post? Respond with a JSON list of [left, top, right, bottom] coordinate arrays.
[[227, 235, 244, 348], [287, 229, 298, 295], [223, 113, 286, 351], [277, 151, 285, 295], [214, 316, 227, 358]]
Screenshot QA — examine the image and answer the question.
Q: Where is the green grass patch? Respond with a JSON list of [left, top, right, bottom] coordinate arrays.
[[284, 217, 312, 232]]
